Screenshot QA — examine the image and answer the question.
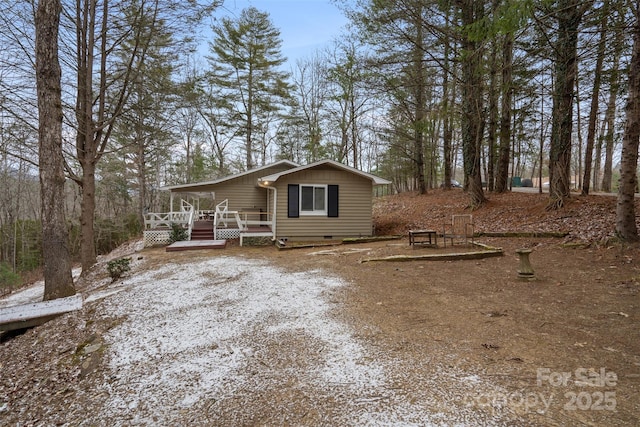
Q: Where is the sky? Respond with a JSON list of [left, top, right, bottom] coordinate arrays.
[[211, 0, 350, 68]]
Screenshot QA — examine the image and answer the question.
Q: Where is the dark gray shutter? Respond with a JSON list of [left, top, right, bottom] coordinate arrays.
[[327, 185, 339, 217], [288, 184, 299, 218]]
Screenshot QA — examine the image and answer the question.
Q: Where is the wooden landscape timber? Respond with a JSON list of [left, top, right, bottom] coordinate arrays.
[[342, 235, 403, 244], [275, 240, 342, 250], [475, 231, 569, 238], [360, 243, 504, 263]]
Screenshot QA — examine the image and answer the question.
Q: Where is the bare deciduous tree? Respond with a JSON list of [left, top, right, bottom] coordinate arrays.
[[65, 0, 217, 273], [35, 0, 74, 300]]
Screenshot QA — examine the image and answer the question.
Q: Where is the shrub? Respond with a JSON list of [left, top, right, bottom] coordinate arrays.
[[169, 222, 188, 243], [107, 257, 131, 282]]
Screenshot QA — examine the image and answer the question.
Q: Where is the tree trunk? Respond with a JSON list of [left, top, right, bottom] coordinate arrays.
[[601, 12, 624, 192], [582, 5, 607, 196], [616, 2, 640, 242], [246, 103, 253, 169], [412, 9, 427, 195], [487, 33, 499, 192], [593, 125, 604, 190], [339, 112, 348, 164], [442, 10, 453, 190], [459, 0, 486, 207], [74, 0, 99, 273], [351, 96, 359, 168], [245, 66, 254, 170], [137, 139, 147, 228], [495, 32, 513, 193], [548, 1, 583, 210], [75, 57, 99, 273], [35, 0, 75, 300], [79, 159, 97, 272], [575, 78, 583, 190]]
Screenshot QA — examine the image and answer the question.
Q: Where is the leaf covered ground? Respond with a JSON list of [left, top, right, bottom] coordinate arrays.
[[1, 190, 639, 426], [373, 189, 639, 244]]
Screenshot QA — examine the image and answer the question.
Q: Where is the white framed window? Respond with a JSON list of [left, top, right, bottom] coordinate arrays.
[[300, 185, 326, 215], [287, 184, 338, 218]]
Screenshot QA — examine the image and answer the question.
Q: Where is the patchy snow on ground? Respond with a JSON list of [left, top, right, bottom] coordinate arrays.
[[0, 282, 44, 308], [68, 254, 512, 426], [0, 268, 83, 309], [0, 240, 146, 310]]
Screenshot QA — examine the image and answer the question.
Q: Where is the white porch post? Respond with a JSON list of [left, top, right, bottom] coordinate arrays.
[[271, 187, 277, 238]]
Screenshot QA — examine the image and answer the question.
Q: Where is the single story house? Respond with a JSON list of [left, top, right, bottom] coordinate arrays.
[[146, 159, 390, 245], [257, 159, 390, 241]]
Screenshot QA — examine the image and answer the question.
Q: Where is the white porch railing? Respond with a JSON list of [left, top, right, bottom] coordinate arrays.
[[212, 200, 272, 229], [143, 200, 195, 246], [144, 200, 194, 229], [185, 201, 195, 239], [143, 199, 273, 246], [237, 211, 273, 229], [211, 199, 273, 241]]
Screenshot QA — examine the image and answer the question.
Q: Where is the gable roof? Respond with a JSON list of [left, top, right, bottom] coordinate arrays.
[[160, 160, 300, 192], [258, 159, 391, 186]]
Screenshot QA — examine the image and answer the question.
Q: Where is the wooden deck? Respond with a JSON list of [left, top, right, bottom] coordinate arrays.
[[166, 240, 227, 252]]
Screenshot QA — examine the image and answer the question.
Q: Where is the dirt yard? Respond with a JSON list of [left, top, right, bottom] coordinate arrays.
[[1, 190, 639, 425]]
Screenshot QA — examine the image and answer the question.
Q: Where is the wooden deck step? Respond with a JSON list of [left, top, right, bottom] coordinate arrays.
[[191, 221, 215, 240], [191, 235, 216, 240], [166, 240, 227, 252], [191, 230, 215, 240], [193, 220, 213, 229]]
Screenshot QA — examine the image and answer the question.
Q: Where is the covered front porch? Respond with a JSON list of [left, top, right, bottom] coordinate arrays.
[[143, 198, 274, 248]]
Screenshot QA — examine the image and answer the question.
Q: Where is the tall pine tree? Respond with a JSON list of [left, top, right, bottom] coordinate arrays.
[[208, 7, 291, 169], [615, 0, 640, 242]]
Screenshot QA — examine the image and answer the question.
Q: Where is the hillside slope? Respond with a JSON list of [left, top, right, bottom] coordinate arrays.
[[373, 190, 640, 243]]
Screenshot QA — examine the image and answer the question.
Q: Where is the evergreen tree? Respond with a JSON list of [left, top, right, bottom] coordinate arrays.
[[111, 23, 179, 228], [616, 1, 640, 242], [456, 0, 487, 207], [208, 7, 291, 169], [545, 0, 591, 209], [348, 0, 432, 194]]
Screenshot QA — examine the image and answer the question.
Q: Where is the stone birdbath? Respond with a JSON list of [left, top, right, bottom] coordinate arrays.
[[515, 248, 536, 281]]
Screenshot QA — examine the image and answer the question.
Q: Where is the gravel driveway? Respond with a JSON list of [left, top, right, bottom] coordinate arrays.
[[1, 248, 545, 426]]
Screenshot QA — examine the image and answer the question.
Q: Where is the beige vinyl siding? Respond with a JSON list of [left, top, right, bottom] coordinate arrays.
[[210, 178, 266, 211], [170, 164, 291, 213], [274, 166, 373, 240]]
